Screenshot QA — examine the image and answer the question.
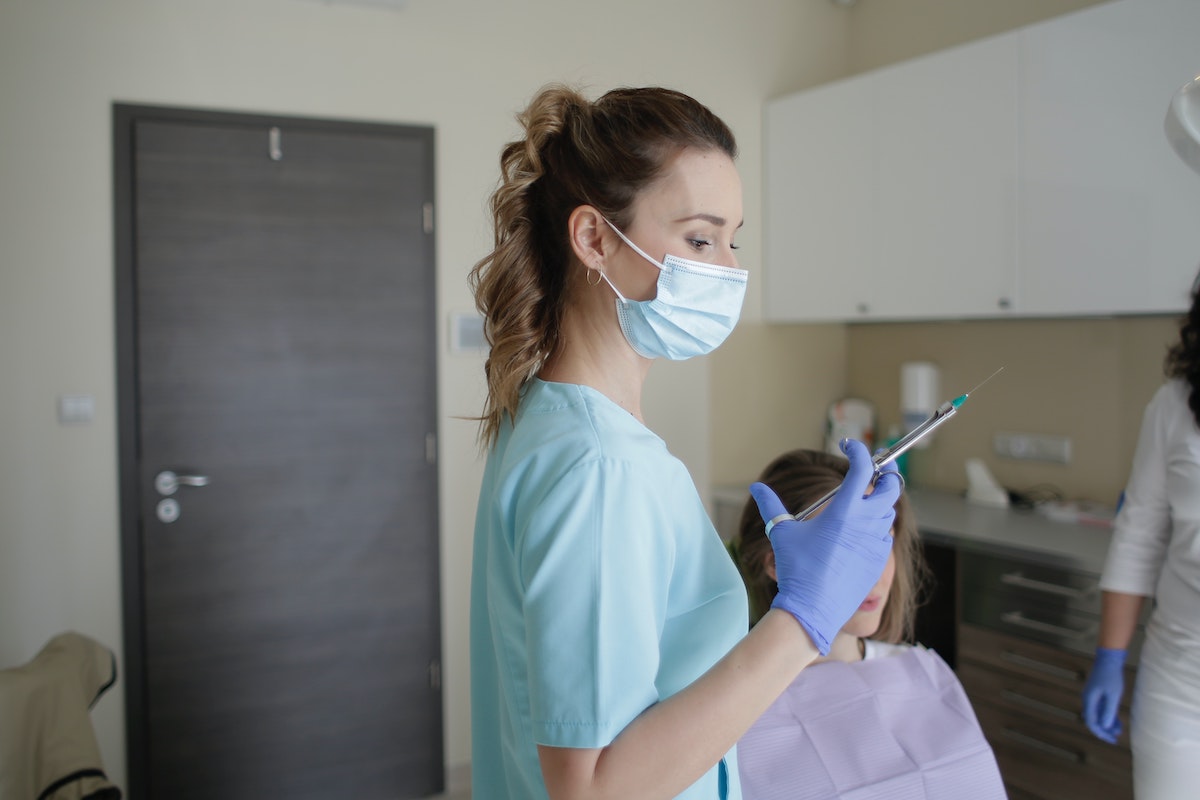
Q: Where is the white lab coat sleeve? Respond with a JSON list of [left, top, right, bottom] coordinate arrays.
[[1100, 383, 1176, 597]]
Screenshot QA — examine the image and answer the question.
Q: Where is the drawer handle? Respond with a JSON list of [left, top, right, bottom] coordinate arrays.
[[999, 650, 1085, 682], [1000, 611, 1095, 640], [999, 689, 1080, 722], [1001, 728, 1085, 764], [1000, 571, 1096, 600]]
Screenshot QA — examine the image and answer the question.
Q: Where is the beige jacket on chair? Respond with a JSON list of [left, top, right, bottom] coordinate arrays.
[[0, 631, 121, 800]]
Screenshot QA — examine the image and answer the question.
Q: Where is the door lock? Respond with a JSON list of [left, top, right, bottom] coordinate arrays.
[[156, 498, 181, 524]]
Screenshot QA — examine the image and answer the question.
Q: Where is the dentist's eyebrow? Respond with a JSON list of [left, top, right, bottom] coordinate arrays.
[[675, 213, 745, 229]]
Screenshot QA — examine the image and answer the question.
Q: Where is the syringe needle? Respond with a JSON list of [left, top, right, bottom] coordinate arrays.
[[957, 366, 1005, 405]]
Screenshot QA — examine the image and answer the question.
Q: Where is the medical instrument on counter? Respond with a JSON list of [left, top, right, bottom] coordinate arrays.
[[794, 366, 1006, 521]]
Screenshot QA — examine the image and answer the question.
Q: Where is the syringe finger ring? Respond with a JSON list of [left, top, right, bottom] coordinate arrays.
[[876, 468, 906, 492], [765, 513, 794, 538]]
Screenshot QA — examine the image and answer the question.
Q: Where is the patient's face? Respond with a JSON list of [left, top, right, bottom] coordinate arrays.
[[841, 543, 896, 639], [764, 514, 897, 641]]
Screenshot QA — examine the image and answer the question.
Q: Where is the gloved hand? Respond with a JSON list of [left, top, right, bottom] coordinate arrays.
[[749, 439, 900, 655], [1082, 647, 1127, 744]]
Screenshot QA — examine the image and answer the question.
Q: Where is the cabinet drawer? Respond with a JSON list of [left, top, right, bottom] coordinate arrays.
[[973, 701, 1133, 799], [960, 551, 1100, 610], [960, 557, 1101, 656], [959, 623, 1090, 690], [958, 660, 1130, 740]]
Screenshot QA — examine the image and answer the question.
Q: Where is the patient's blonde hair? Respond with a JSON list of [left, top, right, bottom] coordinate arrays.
[[731, 449, 927, 644]]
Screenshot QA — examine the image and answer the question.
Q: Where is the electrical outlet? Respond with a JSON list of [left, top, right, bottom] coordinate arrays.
[[993, 431, 1072, 463]]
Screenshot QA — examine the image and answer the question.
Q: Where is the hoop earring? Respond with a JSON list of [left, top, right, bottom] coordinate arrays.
[[586, 267, 603, 287]]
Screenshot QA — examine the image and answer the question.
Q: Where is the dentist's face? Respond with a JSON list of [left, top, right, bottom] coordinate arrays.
[[604, 147, 743, 302]]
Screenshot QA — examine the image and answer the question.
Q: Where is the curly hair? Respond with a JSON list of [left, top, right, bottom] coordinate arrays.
[[1165, 269, 1200, 427], [468, 84, 737, 446], [731, 449, 928, 645]]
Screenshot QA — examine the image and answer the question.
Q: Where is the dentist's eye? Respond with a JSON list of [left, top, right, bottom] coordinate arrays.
[[688, 238, 712, 250]]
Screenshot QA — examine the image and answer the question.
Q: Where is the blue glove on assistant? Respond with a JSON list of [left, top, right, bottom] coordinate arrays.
[[749, 439, 900, 655], [1082, 647, 1127, 744]]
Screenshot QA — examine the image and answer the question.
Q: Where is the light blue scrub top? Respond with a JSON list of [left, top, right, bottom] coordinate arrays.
[[470, 379, 748, 799]]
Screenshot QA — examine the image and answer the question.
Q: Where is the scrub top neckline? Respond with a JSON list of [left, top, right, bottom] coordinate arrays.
[[527, 376, 661, 440]]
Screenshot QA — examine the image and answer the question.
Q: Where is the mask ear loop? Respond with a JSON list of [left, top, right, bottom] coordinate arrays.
[[602, 217, 666, 272], [590, 226, 633, 302]]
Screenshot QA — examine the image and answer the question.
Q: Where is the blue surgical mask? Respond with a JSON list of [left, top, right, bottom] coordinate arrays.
[[599, 219, 748, 360]]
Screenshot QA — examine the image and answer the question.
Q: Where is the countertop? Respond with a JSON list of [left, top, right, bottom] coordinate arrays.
[[907, 487, 1114, 575], [711, 484, 1116, 576]]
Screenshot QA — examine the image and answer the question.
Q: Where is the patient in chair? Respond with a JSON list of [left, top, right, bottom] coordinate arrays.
[[731, 449, 1006, 799]]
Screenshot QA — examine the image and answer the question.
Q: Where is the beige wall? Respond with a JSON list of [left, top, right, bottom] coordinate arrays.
[[845, 316, 1179, 503], [0, 0, 857, 789], [844, 0, 1110, 74], [709, 323, 850, 484]]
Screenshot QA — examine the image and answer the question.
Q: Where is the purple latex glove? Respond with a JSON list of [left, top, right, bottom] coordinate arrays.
[[1082, 647, 1126, 744], [749, 439, 899, 654]]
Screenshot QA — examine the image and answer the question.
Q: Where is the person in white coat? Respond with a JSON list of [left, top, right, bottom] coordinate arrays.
[[1082, 272, 1200, 798]]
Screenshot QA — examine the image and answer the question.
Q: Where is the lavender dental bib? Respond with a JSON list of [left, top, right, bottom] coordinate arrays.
[[739, 646, 1005, 800]]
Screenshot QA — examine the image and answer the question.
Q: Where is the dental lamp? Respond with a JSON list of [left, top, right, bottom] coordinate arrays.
[[1166, 73, 1200, 175]]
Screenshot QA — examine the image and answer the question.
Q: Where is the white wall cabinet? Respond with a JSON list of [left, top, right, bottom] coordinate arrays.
[[764, 71, 875, 321], [765, 0, 1200, 323], [1018, 0, 1200, 316], [871, 33, 1018, 320]]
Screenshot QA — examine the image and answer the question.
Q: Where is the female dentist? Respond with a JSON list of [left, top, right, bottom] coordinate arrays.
[[468, 84, 900, 800]]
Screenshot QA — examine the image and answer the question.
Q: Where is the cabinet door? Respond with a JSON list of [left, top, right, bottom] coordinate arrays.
[[873, 32, 1019, 319], [1018, 0, 1200, 315], [764, 73, 874, 322], [765, 35, 1020, 322]]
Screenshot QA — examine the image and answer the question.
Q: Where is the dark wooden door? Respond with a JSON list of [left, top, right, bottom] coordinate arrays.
[[114, 107, 441, 799]]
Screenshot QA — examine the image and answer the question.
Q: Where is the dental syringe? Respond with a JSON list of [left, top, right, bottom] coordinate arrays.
[[793, 366, 1005, 521]]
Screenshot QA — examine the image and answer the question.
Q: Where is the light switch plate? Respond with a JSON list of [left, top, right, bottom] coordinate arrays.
[[450, 312, 487, 353], [57, 394, 95, 424]]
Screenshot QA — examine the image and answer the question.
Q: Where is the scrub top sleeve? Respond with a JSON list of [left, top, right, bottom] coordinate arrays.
[[518, 457, 673, 749], [1101, 387, 1173, 596]]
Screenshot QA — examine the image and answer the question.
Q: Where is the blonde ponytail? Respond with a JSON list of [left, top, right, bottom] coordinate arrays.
[[469, 84, 737, 446]]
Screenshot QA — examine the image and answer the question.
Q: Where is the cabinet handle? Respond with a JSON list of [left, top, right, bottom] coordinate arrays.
[[1000, 611, 1095, 640], [999, 689, 1080, 722], [1000, 571, 1096, 600], [999, 650, 1085, 682], [1000, 728, 1085, 764]]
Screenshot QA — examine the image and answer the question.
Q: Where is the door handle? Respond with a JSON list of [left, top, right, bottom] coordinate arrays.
[[1000, 611, 1094, 640], [1000, 728, 1085, 764], [999, 688, 1081, 722], [155, 470, 210, 496], [1000, 571, 1096, 600], [999, 650, 1085, 682]]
